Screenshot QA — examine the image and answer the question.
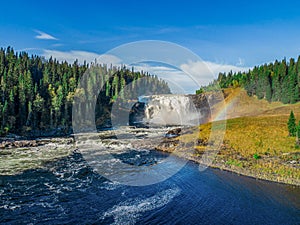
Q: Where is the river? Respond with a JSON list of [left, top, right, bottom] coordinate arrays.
[[0, 128, 299, 224]]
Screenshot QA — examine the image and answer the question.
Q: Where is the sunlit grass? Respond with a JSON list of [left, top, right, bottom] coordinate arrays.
[[175, 87, 300, 185], [194, 115, 300, 185]]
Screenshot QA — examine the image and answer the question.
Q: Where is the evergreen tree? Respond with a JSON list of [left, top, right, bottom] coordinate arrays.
[[288, 111, 296, 136], [296, 121, 300, 145], [0, 46, 171, 135], [199, 55, 300, 105]]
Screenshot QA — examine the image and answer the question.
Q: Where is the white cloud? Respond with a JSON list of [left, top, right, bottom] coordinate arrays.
[[134, 61, 251, 94], [42, 49, 122, 65], [34, 30, 58, 40], [205, 61, 250, 75], [181, 60, 250, 84], [133, 63, 199, 94], [41, 49, 251, 93]]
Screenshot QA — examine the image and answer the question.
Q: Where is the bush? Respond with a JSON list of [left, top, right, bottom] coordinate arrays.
[[253, 153, 261, 160]]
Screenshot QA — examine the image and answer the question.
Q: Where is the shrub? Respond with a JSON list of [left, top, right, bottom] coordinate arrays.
[[253, 153, 261, 160]]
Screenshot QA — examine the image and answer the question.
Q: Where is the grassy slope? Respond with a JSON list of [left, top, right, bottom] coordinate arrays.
[[182, 88, 300, 185], [213, 88, 300, 119]]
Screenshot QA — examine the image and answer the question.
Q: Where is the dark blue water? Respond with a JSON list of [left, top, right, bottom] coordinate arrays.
[[0, 151, 299, 225]]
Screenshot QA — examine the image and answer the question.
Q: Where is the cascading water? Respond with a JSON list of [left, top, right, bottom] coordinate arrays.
[[141, 95, 200, 126], [129, 94, 210, 127]]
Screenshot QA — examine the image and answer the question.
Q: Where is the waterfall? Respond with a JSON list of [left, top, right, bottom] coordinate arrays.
[[137, 95, 202, 127]]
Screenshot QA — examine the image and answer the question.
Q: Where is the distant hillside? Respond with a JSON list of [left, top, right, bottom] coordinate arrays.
[[211, 88, 300, 121], [199, 56, 300, 104]]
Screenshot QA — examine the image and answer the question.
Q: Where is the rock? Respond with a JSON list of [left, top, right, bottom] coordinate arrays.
[[155, 139, 180, 152], [0, 141, 13, 148], [0, 138, 55, 149], [197, 138, 208, 146], [187, 94, 212, 123], [129, 102, 148, 128], [184, 142, 194, 148], [165, 128, 182, 138]]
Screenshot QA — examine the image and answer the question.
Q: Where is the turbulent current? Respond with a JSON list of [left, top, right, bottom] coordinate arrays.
[[139, 95, 201, 126], [128, 94, 212, 128], [0, 127, 299, 224]]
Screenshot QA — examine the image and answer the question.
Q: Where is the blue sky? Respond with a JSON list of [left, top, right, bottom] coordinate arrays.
[[1, 0, 300, 78]]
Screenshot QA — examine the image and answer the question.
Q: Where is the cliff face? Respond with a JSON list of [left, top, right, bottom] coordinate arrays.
[[128, 102, 147, 128], [187, 94, 211, 123], [129, 94, 213, 127]]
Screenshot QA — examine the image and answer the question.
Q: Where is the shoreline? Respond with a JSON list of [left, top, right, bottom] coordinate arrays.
[[194, 156, 300, 187], [153, 140, 300, 187], [0, 131, 299, 187]]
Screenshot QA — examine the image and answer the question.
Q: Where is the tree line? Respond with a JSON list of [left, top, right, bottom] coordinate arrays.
[[199, 56, 300, 104], [0, 47, 170, 135]]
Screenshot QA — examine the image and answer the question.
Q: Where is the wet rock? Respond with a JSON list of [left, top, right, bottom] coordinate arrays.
[[165, 128, 182, 138], [0, 137, 74, 149], [155, 139, 180, 152], [129, 102, 148, 128], [15, 140, 38, 148], [197, 138, 208, 146], [184, 142, 195, 148]]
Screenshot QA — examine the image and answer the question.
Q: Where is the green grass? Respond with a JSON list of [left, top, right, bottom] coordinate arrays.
[[196, 114, 299, 184], [177, 88, 300, 185], [225, 159, 243, 167]]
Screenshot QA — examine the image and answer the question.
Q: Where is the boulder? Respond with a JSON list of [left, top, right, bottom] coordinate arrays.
[[165, 128, 182, 138]]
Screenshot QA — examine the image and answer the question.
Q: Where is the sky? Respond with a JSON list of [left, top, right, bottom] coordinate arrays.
[[1, 0, 300, 92]]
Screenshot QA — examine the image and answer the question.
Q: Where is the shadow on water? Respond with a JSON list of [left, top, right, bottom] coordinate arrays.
[[112, 149, 169, 166], [211, 167, 300, 209]]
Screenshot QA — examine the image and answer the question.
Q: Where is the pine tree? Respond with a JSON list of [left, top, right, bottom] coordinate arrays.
[[288, 110, 296, 136], [296, 121, 300, 145], [0, 46, 172, 134], [33, 93, 44, 129], [200, 55, 300, 105], [266, 84, 272, 102]]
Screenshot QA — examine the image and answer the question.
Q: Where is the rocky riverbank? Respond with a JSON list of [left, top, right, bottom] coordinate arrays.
[[0, 136, 75, 176], [153, 126, 300, 187], [0, 137, 74, 149]]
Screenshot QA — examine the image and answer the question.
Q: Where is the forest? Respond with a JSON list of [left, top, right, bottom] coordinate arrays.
[[0, 47, 170, 136], [199, 56, 300, 104]]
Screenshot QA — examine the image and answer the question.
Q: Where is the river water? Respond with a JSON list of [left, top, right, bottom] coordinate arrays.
[[0, 129, 299, 224]]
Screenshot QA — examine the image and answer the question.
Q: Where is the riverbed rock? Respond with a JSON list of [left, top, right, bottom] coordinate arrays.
[[0, 137, 74, 149], [129, 102, 147, 128], [165, 128, 182, 138]]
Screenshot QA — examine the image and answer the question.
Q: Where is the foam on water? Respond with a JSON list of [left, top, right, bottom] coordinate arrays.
[[140, 95, 200, 126], [100, 187, 181, 224], [100, 181, 123, 191], [0, 145, 299, 224]]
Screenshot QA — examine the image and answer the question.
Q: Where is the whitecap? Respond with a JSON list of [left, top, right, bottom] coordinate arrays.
[[100, 187, 181, 224]]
